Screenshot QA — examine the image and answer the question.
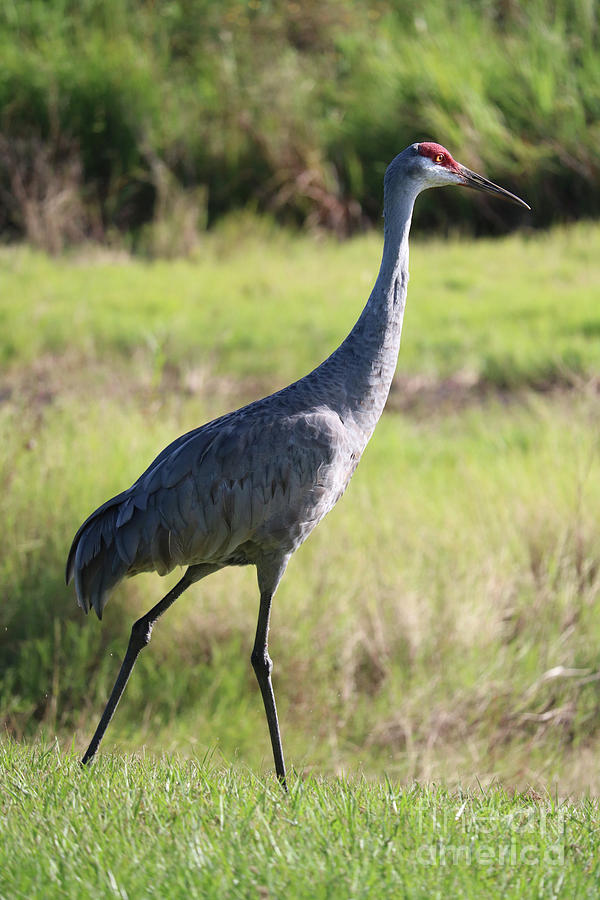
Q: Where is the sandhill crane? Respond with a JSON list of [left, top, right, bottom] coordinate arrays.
[[67, 142, 529, 788]]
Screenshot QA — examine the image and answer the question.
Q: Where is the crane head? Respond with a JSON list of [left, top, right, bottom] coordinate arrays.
[[413, 141, 531, 210]]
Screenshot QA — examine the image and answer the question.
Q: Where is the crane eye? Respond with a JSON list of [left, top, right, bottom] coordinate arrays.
[[435, 153, 445, 163]]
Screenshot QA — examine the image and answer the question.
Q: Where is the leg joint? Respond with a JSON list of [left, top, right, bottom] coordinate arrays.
[[251, 648, 273, 678], [131, 617, 153, 649]]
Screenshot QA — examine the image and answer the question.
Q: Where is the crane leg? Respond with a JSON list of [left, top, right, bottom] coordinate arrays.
[[81, 564, 215, 766], [251, 590, 287, 791]]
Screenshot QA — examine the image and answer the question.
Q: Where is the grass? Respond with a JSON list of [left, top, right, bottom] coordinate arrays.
[[1, 739, 597, 899], [1, 221, 600, 388], [1, 0, 599, 240]]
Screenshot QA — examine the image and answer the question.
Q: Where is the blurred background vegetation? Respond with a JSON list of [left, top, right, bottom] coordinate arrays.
[[0, 0, 598, 253]]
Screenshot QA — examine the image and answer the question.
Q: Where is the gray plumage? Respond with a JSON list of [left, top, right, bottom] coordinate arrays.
[[67, 379, 364, 618], [67, 142, 529, 785]]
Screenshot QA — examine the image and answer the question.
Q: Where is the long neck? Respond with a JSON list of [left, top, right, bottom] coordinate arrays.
[[317, 182, 417, 437]]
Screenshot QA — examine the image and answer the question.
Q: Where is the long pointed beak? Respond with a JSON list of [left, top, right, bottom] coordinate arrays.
[[457, 165, 531, 210]]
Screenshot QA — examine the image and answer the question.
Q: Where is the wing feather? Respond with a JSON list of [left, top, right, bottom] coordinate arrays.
[[67, 393, 356, 617]]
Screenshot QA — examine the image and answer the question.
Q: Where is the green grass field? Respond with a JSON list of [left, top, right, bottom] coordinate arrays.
[[2, 223, 600, 894], [1, 740, 597, 899], [2, 221, 600, 387]]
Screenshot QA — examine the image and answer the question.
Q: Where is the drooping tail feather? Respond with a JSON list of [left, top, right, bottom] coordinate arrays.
[[66, 489, 135, 619], [66, 482, 182, 618]]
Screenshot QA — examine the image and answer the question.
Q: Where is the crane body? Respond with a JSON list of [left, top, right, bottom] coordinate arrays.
[[67, 142, 529, 787]]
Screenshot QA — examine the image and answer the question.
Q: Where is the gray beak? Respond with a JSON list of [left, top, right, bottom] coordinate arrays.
[[457, 165, 531, 210]]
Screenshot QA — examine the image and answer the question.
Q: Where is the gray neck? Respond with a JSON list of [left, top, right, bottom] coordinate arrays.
[[313, 181, 418, 438]]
